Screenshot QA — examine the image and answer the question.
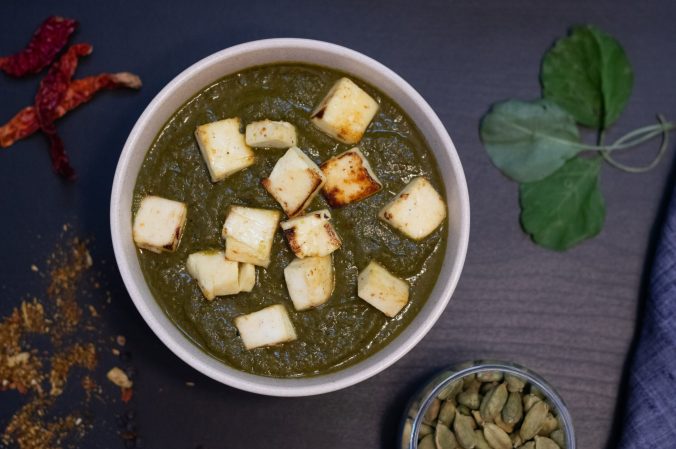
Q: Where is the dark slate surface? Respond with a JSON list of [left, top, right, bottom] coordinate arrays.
[[1, 1, 675, 448]]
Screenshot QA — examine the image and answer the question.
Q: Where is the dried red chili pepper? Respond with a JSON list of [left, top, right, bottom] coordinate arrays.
[[44, 131, 73, 178], [34, 43, 92, 179], [36, 43, 92, 124], [59, 72, 142, 115], [121, 387, 133, 403], [0, 72, 141, 148], [0, 107, 35, 148], [0, 16, 77, 77]]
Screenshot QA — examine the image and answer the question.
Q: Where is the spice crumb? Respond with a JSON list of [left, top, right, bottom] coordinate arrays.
[[116, 335, 126, 346], [31, 264, 39, 272]]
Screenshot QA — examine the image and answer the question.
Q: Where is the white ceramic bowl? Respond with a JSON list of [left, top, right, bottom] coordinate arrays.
[[110, 38, 470, 397]]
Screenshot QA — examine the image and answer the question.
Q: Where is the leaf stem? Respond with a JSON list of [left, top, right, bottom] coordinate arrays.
[[609, 123, 666, 147], [570, 119, 676, 152], [606, 125, 672, 150], [602, 115, 671, 173]]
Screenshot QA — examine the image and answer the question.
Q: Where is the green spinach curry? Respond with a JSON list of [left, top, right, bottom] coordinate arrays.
[[133, 64, 447, 377]]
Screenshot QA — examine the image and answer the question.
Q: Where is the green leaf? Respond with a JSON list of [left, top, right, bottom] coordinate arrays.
[[541, 25, 634, 129], [480, 99, 582, 182], [519, 157, 605, 251]]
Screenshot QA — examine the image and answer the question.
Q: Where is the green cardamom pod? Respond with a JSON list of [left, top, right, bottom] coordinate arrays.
[[457, 404, 472, 416], [474, 430, 491, 449], [522, 394, 541, 412], [510, 432, 523, 448], [502, 391, 523, 425], [519, 401, 549, 441], [494, 414, 514, 434], [477, 371, 504, 382], [463, 374, 477, 388], [534, 436, 560, 449], [439, 380, 464, 401], [537, 413, 559, 436], [530, 386, 546, 400], [402, 419, 413, 445], [480, 383, 508, 422], [479, 388, 492, 417], [419, 433, 437, 449], [425, 398, 442, 423], [549, 429, 566, 448], [419, 423, 434, 438], [505, 374, 526, 393], [481, 381, 499, 395], [516, 442, 535, 449], [454, 411, 478, 449], [467, 378, 482, 393], [483, 423, 512, 449], [435, 422, 458, 449], [458, 391, 481, 410], [439, 400, 457, 426], [471, 410, 484, 428]]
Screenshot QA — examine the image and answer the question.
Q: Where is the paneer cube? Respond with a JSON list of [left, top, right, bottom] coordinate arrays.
[[194, 117, 255, 182], [238, 263, 256, 293], [222, 206, 281, 268], [378, 177, 447, 240], [261, 147, 325, 217], [280, 209, 341, 258], [245, 120, 297, 149], [357, 260, 409, 318], [234, 304, 297, 350], [284, 255, 334, 311], [320, 147, 382, 207], [310, 77, 379, 144], [186, 250, 240, 300], [132, 195, 187, 253]]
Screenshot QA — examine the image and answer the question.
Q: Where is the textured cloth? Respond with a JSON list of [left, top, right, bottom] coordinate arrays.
[[618, 188, 676, 448]]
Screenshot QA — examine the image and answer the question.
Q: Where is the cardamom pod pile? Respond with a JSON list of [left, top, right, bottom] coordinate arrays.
[[415, 371, 567, 449]]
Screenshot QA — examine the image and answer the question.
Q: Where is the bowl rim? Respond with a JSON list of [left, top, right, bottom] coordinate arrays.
[[110, 38, 470, 396]]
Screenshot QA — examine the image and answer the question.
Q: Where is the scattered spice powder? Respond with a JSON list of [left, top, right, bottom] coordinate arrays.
[[0, 227, 139, 449], [3, 399, 81, 449], [49, 343, 97, 396], [46, 237, 91, 335], [0, 305, 44, 395]]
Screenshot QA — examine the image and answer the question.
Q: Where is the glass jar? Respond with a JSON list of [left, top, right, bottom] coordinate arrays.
[[400, 360, 575, 449]]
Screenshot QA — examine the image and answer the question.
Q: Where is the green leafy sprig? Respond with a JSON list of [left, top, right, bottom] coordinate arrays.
[[480, 25, 675, 251]]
